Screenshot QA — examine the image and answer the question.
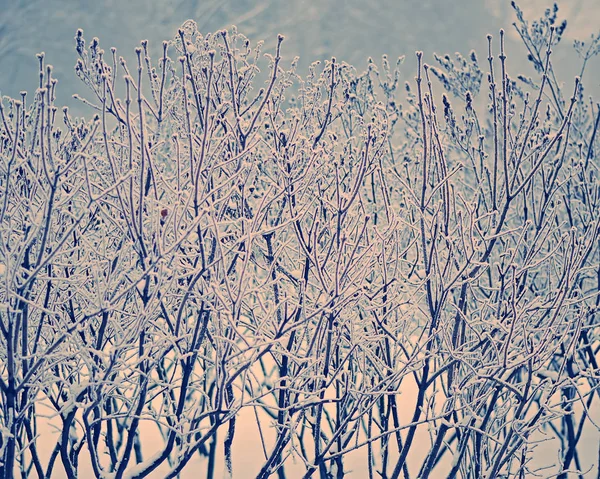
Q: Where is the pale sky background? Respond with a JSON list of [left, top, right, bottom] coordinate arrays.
[[1, 0, 599, 116]]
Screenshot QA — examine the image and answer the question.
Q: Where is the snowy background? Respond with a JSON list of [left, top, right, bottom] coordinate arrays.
[[1, 0, 599, 116]]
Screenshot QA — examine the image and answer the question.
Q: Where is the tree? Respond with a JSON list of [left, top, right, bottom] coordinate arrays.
[[1, 3, 599, 478]]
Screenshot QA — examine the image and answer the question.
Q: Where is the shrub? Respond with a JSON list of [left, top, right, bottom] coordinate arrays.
[[1, 4, 599, 478]]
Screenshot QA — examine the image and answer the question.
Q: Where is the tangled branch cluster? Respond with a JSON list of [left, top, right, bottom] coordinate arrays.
[[1, 4, 599, 478]]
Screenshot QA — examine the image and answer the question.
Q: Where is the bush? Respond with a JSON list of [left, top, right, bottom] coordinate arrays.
[[1, 4, 599, 478]]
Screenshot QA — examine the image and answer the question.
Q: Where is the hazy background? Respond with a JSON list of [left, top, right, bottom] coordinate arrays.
[[1, 0, 599, 117]]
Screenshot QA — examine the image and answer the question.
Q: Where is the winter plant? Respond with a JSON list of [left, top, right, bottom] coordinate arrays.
[[1, 3, 600, 478]]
